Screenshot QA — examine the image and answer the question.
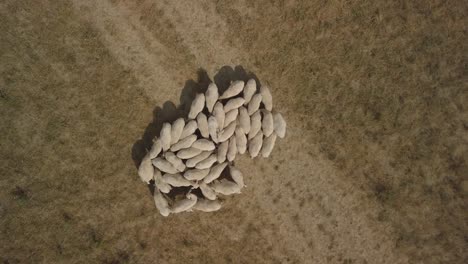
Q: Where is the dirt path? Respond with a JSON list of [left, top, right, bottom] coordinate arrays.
[[1, 0, 466, 263]]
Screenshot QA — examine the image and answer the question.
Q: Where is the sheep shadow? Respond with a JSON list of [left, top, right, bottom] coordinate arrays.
[[131, 65, 260, 196]]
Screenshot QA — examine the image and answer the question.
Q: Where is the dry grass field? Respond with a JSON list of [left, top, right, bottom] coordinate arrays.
[[1, 0, 467, 263]]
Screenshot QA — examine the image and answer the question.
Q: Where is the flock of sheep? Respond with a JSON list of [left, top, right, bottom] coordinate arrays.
[[138, 79, 286, 216]]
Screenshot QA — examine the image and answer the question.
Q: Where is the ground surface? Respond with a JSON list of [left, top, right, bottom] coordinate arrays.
[[1, 0, 467, 263]]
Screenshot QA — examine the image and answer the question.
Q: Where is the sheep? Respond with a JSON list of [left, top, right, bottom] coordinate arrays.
[[199, 182, 217, 200], [203, 162, 227, 183], [224, 97, 245, 113], [217, 141, 228, 163], [161, 173, 193, 187], [248, 110, 262, 140], [208, 116, 219, 143], [196, 113, 209, 138], [153, 169, 172, 193], [213, 102, 225, 129], [235, 126, 247, 154], [243, 79, 257, 105], [260, 85, 273, 111], [261, 110, 274, 137], [195, 154, 218, 170], [227, 136, 237, 162], [188, 93, 205, 119], [205, 82, 219, 113], [153, 187, 171, 217], [183, 168, 210, 181], [149, 139, 162, 159], [152, 157, 178, 174], [160, 123, 172, 151], [176, 147, 203, 159], [192, 139, 216, 151], [180, 120, 198, 139], [170, 118, 185, 145], [229, 166, 245, 188], [238, 106, 250, 134], [210, 179, 242, 195], [218, 121, 236, 142], [247, 93, 262, 115], [248, 132, 263, 158], [138, 153, 154, 184], [186, 151, 212, 168], [171, 193, 198, 213], [273, 112, 286, 138], [170, 134, 197, 152], [261, 133, 277, 158], [164, 152, 186, 172], [223, 108, 239, 128], [219, 80, 244, 99], [193, 199, 222, 212]]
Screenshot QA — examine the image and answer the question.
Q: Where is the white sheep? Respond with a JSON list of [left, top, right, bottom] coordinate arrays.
[[235, 126, 247, 154], [199, 182, 217, 200], [205, 83, 219, 113], [153, 169, 172, 193], [260, 85, 273, 111], [149, 139, 162, 159], [186, 151, 212, 168], [238, 106, 250, 134], [248, 132, 263, 158], [192, 139, 216, 151], [164, 152, 186, 172], [188, 93, 205, 119], [193, 199, 222, 212], [224, 97, 245, 113], [171, 193, 198, 213], [261, 110, 274, 137], [152, 157, 178, 174], [138, 153, 154, 184], [161, 173, 193, 187], [203, 162, 227, 183], [160, 123, 172, 151], [218, 121, 236, 142], [243, 79, 257, 105], [219, 80, 244, 99], [261, 133, 277, 158], [248, 110, 262, 140], [229, 166, 245, 188], [223, 108, 239, 128], [227, 136, 237, 162], [213, 102, 225, 129], [217, 141, 228, 163], [210, 179, 242, 195], [195, 154, 218, 169], [208, 116, 219, 143], [196, 113, 209, 138], [247, 93, 262, 115], [183, 168, 210, 181], [153, 187, 171, 217], [180, 120, 198, 139], [176, 147, 203, 159], [170, 134, 197, 152], [273, 112, 286, 138], [170, 118, 185, 145]]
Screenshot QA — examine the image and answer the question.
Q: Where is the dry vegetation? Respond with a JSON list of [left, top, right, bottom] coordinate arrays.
[[1, 0, 467, 263]]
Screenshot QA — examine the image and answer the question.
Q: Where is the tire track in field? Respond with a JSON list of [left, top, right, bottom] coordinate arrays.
[[154, 0, 246, 73], [71, 0, 184, 102]]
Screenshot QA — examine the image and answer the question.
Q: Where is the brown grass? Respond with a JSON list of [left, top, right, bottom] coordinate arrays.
[[1, 0, 467, 263]]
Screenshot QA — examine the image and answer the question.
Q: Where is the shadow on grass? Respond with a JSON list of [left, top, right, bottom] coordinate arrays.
[[131, 65, 260, 196]]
